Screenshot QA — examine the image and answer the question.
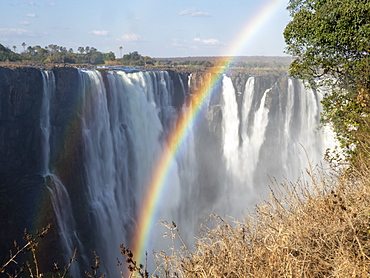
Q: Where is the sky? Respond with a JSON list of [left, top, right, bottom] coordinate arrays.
[[0, 0, 291, 58]]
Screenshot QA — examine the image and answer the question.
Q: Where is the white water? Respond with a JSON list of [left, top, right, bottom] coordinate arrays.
[[77, 70, 188, 276], [220, 76, 272, 216], [40, 71, 54, 174]]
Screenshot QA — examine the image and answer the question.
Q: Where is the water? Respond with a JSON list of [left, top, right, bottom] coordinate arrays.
[[37, 69, 332, 277], [40, 71, 83, 277]]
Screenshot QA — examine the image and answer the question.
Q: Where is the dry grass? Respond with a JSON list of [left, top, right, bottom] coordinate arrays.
[[153, 165, 370, 277]]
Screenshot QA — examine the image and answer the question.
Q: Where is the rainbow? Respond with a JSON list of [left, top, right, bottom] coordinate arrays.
[[132, 0, 287, 264]]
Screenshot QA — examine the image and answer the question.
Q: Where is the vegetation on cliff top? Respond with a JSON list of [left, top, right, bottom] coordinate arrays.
[[0, 43, 290, 72]]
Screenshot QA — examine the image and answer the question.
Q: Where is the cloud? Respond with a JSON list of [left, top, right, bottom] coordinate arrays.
[[0, 28, 46, 39], [133, 17, 140, 21], [179, 9, 191, 15], [171, 39, 184, 47], [191, 11, 210, 17], [0, 28, 28, 35], [89, 30, 109, 36], [48, 2, 56, 6], [179, 9, 210, 17], [29, 1, 39, 6], [119, 33, 142, 42], [194, 37, 223, 45], [20, 21, 31, 26], [26, 13, 38, 18]]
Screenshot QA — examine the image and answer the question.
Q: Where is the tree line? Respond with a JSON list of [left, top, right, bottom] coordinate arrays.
[[1, 43, 290, 70], [0, 44, 158, 66]]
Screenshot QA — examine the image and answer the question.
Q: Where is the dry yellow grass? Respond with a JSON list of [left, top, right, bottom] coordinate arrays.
[[152, 165, 370, 278]]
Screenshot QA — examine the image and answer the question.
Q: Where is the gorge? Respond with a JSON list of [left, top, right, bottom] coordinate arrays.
[[0, 66, 334, 277]]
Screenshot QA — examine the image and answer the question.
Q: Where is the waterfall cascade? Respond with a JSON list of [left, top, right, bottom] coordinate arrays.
[[0, 68, 334, 277]]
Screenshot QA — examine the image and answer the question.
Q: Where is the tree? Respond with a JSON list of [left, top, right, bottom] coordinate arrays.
[[78, 47, 84, 54], [284, 0, 370, 85], [21, 42, 26, 52], [105, 51, 115, 61], [0, 44, 21, 61], [89, 51, 104, 64], [27, 46, 36, 55], [12, 46, 16, 53], [48, 44, 58, 54], [59, 46, 67, 54], [48, 51, 65, 63], [119, 46, 123, 58], [284, 0, 370, 161]]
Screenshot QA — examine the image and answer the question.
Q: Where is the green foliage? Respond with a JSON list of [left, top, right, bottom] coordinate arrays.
[[284, 0, 370, 162], [231, 61, 288, 69], [0, 44, 22, 61], [122, 51, 141, 61], [284, 0, 370, 85], [156, 59, 213, 67], [6, 43, 117, 65], [89, 51, 104, 65], [118, 51, 156, 66], [104, 51, 116, 61]]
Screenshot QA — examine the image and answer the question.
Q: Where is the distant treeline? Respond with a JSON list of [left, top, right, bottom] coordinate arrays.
[[157, 59, 213, 67], [0, 44, 157, 66], [0, 43, 289, 69], [0, 43, 115, 65], [156, 59, 289, 69]]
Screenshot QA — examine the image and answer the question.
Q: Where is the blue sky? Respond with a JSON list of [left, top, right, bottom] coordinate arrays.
[[0, 0, 291, 58]]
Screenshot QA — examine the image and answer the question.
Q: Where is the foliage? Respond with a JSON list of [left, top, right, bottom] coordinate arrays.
[[231, 61, 288, 69], [0, 224, 76, 278], [1, 226, 149, 278], [284, 0, 370, 83], [284, 0, 370, 162], [0, 44, 22, 62], [104, 51, 116, 61], [1, 43, 117, 65], [118, 245, 149, 278], [118, 51, 156, 66], [156, 59, 213, 67]]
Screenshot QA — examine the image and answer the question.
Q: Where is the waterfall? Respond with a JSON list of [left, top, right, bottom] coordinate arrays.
[[220, 76, 272, 215], [40, 71, 54, 174], [76, 69, 186, 277], [40, 71, 82, 277], [24, 69, 335, 277]]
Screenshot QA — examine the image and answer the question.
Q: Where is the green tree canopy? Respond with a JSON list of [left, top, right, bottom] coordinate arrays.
[[104, 51, 116, 61], [284, 0, 370, 162], [284, 0, 370, 87], [0, 44, 22, 61]]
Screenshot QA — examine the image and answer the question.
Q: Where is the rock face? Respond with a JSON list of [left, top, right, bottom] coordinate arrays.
[[0, 67, 84, 271], [0, 67, 44, 265]]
